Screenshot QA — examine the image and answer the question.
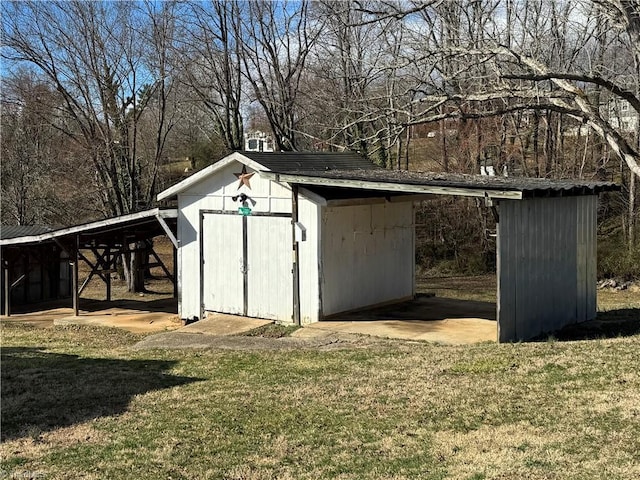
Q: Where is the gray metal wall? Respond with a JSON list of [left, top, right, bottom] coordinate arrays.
[[497, 195, 597, 342]]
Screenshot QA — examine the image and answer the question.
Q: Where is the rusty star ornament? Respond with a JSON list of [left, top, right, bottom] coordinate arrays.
[[234, 165, 255, 189]]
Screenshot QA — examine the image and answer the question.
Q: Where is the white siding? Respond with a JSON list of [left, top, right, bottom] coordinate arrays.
[[497, 196, 597, 342], [320, 201, 414, 316], [298, 195, 321, 324], [246, 216, 293, 320], [177, 195, 223, 319], [176, 161, 292, 320]]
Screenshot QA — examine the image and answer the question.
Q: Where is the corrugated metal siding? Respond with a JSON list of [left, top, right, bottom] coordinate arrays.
[[576, 195, 597, 320], [320, 202, 414, 316], [0, 225, 52, 240], [497, 196, 597, 342]]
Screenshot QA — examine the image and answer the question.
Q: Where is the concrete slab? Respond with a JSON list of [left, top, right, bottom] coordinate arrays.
[[178, 313, 273, 336], [1, 308, 72, 328], [298, 319, 495, 344], [3, 298, 181, 333], [293, 295, 497, 345], [55, 310, 182, 333]]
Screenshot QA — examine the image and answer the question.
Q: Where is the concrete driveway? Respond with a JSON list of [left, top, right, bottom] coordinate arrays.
[[294, 295, 497, 344], [3, 295, 497, 345]]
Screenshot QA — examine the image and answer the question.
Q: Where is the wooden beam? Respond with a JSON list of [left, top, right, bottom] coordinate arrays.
[[105, 247, 111, 302], [261, 172, 524, 200], [72, 235, 79, 316], [4, 265, 10, 317], [173, 243, 178, 299], [155, 214, 178, 249], [10, 274, 26, 289], [148, 249, 174, 281]]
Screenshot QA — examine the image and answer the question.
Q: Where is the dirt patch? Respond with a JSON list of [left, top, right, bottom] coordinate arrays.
[[2, 298, 180, 334], [131, 329, 388, 351]]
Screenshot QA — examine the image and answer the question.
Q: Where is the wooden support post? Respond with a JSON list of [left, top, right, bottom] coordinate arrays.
[[4, 265, 10, 317], [72, 235, 79, 316], [291, 184, 301, 326], [173, 244, 178, 299], [105, 247, 111, 301]]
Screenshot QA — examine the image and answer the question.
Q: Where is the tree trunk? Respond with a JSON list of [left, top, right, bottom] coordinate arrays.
[[122, 243, 146, 293], [630, 172, 637, 253]]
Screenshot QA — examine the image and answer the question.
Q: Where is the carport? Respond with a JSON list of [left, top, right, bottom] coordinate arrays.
[[259, 168, 619, 342], [157, 150, 620, 342], [1, 208, 177, 317]]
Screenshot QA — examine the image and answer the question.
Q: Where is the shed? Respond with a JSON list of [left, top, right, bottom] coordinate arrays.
[[158, 152, 618, 342], [1, 208, 177, 316], [0, 225, 70, 312]]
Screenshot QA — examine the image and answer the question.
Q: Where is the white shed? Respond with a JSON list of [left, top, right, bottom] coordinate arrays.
[[158, 152, 618, 342], [158, 152, 417, 326]]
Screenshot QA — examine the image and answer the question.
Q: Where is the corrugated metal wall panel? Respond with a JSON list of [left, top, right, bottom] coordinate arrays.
[[577, 195, 597, 320], [497, 199, 517, 341], [498, 195, 598, 341]]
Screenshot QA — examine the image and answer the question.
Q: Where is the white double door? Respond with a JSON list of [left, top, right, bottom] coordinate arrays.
[[201, 212, 293, 320]]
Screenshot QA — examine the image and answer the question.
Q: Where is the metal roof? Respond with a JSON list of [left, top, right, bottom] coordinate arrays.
[[0, 208, 177, 248], [240, 151, 379, 172], [0, 225, 52, 240], [260, 169, 619, 200]]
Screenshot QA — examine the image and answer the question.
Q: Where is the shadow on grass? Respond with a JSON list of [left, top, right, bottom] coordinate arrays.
[[550, 308, 640, 341], [1, 347, 199, 441]]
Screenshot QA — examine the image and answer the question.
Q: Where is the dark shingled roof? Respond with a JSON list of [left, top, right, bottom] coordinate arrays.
[[265, 169, 620, 198], [241, 151, 380, 172], [0, 225, 52, 240]]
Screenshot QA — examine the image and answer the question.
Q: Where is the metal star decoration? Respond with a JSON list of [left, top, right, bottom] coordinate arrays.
[[234, 165, 254, 189]]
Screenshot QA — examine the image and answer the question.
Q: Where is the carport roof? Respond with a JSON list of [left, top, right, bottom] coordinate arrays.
[[157, 151, 619, 201], [0, 208, 177, 248], [1, 225, 52, 240], [260, 169, 620, 200]]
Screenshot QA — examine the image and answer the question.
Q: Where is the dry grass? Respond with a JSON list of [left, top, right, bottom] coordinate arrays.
[[2, 274, 639, 479], [2, 316, 640, 479], [417, 275, 497, 303]]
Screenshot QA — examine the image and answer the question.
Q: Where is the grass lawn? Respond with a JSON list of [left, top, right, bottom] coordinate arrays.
[[2, 309, 640, 480]]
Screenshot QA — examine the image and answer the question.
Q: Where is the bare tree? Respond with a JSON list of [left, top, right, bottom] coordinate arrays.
[[0, 73, 70, 226], [360, 0, 640, 179], [2, 0, 177, 217], [238, 0, 322, 151], [2, 0, 182, 291], [177, 1, 244, 151]]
